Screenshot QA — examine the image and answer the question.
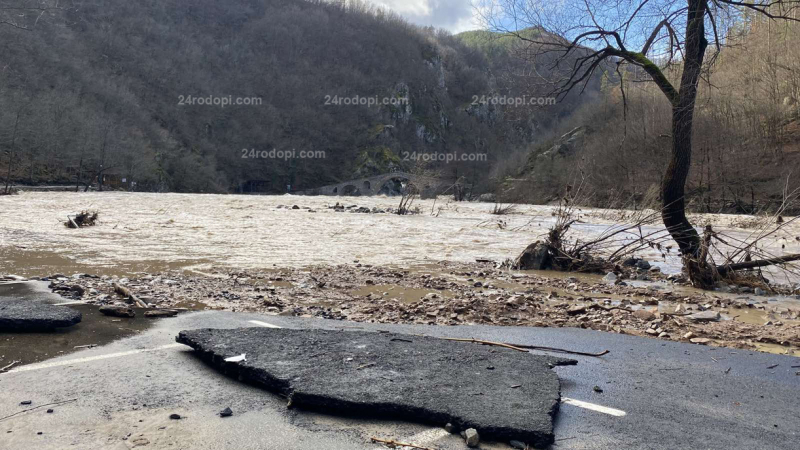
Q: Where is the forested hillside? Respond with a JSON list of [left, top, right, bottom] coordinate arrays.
[[500, 11, 800, 214], [0, 0, 589, 193]]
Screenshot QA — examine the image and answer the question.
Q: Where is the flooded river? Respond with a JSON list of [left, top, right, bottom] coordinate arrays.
[[1, 192, 799, 282]]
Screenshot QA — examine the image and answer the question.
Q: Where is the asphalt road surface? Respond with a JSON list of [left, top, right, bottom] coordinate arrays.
[[1, 292, 798, 449]]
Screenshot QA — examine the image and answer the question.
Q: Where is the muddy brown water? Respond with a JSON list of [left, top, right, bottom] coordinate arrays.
[[0, 304, 154, 367], [0, 247, 211, 279]]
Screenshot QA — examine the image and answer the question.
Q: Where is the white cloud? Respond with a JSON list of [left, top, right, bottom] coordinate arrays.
[[369, 0, 481, 33]]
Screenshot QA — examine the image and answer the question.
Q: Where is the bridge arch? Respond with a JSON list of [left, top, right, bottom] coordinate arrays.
[[341, 184, 360, 196]]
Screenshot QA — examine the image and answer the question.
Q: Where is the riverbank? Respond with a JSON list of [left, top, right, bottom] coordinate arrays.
[[35, 261, 800, 357]]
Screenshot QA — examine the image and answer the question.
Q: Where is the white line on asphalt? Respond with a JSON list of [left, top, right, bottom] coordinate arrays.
[[561, 397, 627, 417], [3, 344, 185, 375], [248, 320, 282, 328]]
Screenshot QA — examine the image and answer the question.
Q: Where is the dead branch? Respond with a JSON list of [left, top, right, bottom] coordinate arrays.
[[112, 282, 148, 308], [370, 437, 436, 450], [507, 344, 610, 357], [0, 360, 19, 373], [441, 337, 529, 352], [0, 399, 78, 422]]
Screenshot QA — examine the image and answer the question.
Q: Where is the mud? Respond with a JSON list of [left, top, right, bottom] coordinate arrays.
[[40, 261, 800, 357]]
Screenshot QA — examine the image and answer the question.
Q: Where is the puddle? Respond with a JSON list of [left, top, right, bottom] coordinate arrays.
[[0, 303, 154, 366], [754, 343, 800, 356]]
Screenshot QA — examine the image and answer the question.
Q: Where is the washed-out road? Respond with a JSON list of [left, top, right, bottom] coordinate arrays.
[[1, 284, 798, 449]]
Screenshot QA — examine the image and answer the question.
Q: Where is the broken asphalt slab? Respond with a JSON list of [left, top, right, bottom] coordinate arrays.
[[177, 327, 576, 447], [0, 299, 82, 331]]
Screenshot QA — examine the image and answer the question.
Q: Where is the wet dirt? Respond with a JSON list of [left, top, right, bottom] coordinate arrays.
[[38, 261, 800, 357]]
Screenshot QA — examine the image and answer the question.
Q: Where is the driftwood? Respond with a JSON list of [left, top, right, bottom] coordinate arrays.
[[716, 253, 800, 276], [112, 283, 148, 308], [144, 309, 179, 318], [99, 305, 136, 318], [64, 211, 98, 228]]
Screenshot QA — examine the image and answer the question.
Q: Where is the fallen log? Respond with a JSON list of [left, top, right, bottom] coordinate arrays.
[[99, 305, 136, 318], [717, 253, 800, 276], [144, 309, 179, 318], [112, 283, 148, 308]]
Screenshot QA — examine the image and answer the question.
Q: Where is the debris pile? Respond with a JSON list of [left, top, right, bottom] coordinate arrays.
[[44, 262, 800, 354], [65, 210, 99, 228]]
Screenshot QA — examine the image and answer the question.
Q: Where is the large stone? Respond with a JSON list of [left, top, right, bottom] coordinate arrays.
[[0, 300, 82, 331], [177, 328, 575, 447], [687, 311, 721, 322], [512, 242, 551, 270]]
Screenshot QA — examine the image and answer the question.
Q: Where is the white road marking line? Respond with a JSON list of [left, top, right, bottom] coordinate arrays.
[[52, 301, 87, 306], [561, 397, 627, 417], [3, 344, 184, 374], [248, 320, 282, 328]]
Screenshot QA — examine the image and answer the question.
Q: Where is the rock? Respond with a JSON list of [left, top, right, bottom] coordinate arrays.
[[99, 305, 136, 318], [754, 288, 766, 296], [69, 285, 86, 296], [0, 301, 82, 331], [46, 409, 54, 413], [593, 385, 603, 393], [622, 258, 638, 267], [444, 423, 456, 433], [636, 260, 651, 270], [169, 413, 182, 420], [687, 311, 721, 322], [3, 275, 27, 281], [464, 428, 480, 447], [20, 400, 32, 405], [512, 242, 551, 270], [219, 407, 233, 417], [649, 266, 662, 273], [510, 440, 527, 449], [690, 338, 712, 345], [683, 332, 694, 340], [177, 328, 575, 447], [567, 305, 588, 315], [144, 309, 179, 318], [633, 309, 656, 321], [645, 329, 659, 335], [603, 272, 618, 283]]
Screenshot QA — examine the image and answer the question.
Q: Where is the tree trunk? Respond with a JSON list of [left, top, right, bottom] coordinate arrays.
[[661, 0, 708, 260]]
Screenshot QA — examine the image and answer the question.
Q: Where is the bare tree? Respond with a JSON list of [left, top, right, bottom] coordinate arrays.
[[481, 0, 800, 285]]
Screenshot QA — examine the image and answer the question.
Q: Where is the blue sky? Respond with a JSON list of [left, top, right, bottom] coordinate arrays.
[[369, 0, 481, 33]]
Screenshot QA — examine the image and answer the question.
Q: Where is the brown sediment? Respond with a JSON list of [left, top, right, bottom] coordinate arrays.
[[42, 261, 800, 357]]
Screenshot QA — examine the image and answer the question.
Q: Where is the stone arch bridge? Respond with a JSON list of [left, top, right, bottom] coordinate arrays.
[[297, 172, 448, 199]]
